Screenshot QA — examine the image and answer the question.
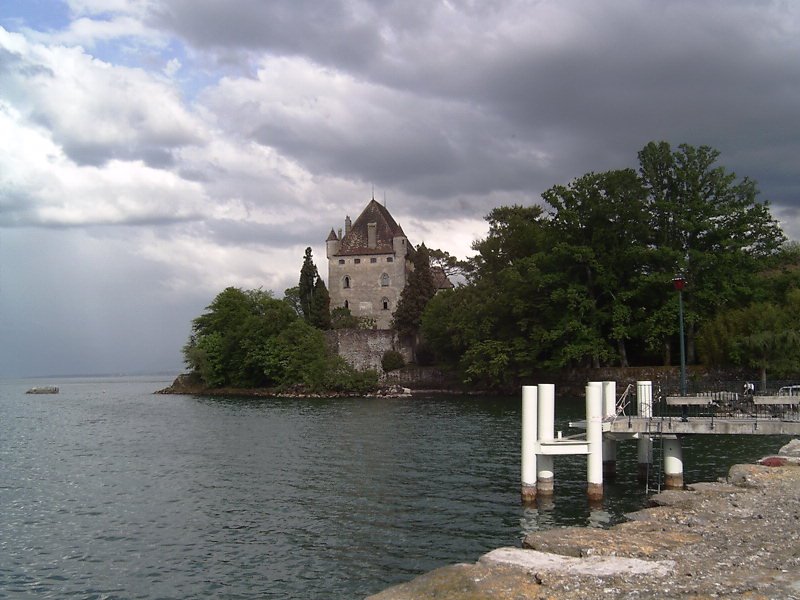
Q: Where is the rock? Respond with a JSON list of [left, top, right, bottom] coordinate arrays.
[[779, 438, 800, 457], [365, 561, 543, 600], [648, 489, 700, 509], [727, 463, 772, 488], [481, 547, 675, 577], [523, 525, 698, 559]]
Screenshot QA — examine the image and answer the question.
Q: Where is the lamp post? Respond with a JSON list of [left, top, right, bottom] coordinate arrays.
[[672, 276, 687, 398]]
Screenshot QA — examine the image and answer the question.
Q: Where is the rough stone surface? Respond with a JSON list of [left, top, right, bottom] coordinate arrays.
[[780, 438, 800, 457], [325, 329, 410, 372], [368, 442, 800, 599]]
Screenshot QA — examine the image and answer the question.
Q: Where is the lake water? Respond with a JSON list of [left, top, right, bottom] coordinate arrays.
[[0, 376, 791, 599]]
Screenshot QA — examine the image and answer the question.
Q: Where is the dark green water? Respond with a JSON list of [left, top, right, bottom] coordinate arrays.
[[0, 376, 791, 599]]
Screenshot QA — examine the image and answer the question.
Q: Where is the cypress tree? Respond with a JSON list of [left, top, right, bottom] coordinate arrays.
[[309, 277, 332, 329], [392, 244, 437, 337], [298, 247, 318, 322]]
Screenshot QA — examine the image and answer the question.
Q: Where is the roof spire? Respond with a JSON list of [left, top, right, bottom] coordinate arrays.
[[372, 184, 375, 201]]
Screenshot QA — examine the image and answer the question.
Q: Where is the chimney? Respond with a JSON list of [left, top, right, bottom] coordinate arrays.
[[345, 216, 352, 236], [368, 222, 377, 248]]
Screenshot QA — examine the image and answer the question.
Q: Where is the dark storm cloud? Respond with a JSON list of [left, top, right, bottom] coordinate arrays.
[[156, 0, 800, 215], [149, 0, 384, 70], [205, 218, 324, 250]]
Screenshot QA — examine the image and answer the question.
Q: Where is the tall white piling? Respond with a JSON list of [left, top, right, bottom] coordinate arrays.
[[636, 380, 653, 482], [663, 436, 684, 489], [521, 385, 538, 502], [601, 381, 617, 478], [586, 382, 603, 501], [537, 383, 555, 495]]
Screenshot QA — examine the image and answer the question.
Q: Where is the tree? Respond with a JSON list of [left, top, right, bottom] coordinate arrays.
[[183, 287, 297, 387], [420, 142, 787, 387], [698, 293, 800, 388], [541, 169, 650, 367], [183, 286, 377, 392], [296, 246, 332, 329], [298, 247, 319, 322], [283, 286, 303, 316], [309, 277, 331, 329], [638, 142, 785, 364], [392, 244, 437, 337], [428, 247, 472, 282]]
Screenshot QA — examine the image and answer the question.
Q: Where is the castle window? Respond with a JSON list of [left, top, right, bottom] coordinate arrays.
[[370, 257, 377, 263], [382, 298, 390, 310], [354, 258, 361, 264], [380, 273, 390, 287], [343, 276, 351, 289], [338, 259, 345, 265], [386, 257, 393, 263], [344, 300, 349, 309]]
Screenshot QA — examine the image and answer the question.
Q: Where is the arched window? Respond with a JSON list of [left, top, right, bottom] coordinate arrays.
[[382, 298, 390, 310], [343, 276, 351, 289], [380, 273, 390, 287], [344, 300, 349, 309]]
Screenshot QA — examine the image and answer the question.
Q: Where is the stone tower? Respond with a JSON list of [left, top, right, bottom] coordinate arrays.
[[326, 199, 412, 329]]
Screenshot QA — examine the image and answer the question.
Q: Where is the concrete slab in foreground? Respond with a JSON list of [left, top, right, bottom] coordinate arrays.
[[480, 547, 674, 577]]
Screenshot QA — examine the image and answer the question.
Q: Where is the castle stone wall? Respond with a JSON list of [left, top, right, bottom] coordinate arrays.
[[325, 329, 413, 372], [328, 253, 410, 329]]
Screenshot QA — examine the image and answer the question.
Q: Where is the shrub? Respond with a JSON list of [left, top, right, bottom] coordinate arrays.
[[382, 350, 405, 372]]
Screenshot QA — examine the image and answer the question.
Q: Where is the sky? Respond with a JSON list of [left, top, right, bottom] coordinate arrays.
[[1, 0, 799, 377]]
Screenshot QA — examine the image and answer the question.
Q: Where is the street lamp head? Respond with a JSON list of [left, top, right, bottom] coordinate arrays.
[[672, 276, 686, 291]]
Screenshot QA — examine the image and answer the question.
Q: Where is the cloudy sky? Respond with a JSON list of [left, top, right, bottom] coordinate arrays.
[[1, 0, 799, 377]]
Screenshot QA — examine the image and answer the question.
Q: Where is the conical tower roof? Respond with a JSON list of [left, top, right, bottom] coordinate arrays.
[[334, 199, 408, 256]]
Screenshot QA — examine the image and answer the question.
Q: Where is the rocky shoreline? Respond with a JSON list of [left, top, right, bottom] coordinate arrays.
[[368, 439, 800, 599], [155, 373, 413, 398]]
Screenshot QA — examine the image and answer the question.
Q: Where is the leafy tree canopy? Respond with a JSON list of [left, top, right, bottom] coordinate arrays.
[[183, 286, 376, 392], [392, 243, 437, 337], [421, 142, 787, 389]]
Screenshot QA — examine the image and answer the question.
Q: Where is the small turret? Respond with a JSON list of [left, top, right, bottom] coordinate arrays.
[[326, 228, 339, 258]]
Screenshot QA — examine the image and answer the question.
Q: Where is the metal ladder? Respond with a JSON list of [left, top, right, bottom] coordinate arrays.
[[645, 416, 665, 494]]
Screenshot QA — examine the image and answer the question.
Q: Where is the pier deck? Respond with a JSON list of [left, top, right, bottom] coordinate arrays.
[[605, 415, 800, 436]]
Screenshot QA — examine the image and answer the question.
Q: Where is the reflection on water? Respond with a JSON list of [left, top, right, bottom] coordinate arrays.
[[0, 377, 792, 599]]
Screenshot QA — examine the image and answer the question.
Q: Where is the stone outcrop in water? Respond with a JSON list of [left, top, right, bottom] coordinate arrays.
[[368, 440, 800, 599]]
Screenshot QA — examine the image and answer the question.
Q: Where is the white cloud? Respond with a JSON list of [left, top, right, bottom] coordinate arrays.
[[0, 27, 204, 167], [0, 100, 208, 227]]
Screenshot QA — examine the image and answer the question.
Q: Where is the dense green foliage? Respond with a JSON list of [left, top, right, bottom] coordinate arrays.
[[698, 289, 800, 387], [381, 350, 405, 372], [392, 243, 437, 337], [183, 286, 377, 392], [297, 247, 331, 329], [421, 142, 788, 388]]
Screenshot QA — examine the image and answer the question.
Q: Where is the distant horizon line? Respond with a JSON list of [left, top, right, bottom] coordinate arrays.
[[0, 369, 184, 381]]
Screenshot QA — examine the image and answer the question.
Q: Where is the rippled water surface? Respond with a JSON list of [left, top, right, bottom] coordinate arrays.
[[0, 376, 791, 598]]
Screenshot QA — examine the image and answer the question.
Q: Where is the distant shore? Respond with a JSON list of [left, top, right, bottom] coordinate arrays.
[[155, 373, 414, 398]]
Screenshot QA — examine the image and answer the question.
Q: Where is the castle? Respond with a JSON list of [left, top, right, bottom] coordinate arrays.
[[326, 199, 412, 329]]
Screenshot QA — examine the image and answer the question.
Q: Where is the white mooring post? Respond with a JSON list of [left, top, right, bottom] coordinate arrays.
[[536, 383, 555, 496], [586, 382, 603, 501], [601, 381, 617, 479], [521, 385, 538, 502], [663, 435, 684, 489], [636, 380, 653, 482]]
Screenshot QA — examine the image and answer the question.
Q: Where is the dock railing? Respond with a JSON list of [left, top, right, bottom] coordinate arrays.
[[654, 378, 800, 422]]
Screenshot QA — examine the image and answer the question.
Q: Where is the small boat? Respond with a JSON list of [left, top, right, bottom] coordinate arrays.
[[26, 386, 59, 394]]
